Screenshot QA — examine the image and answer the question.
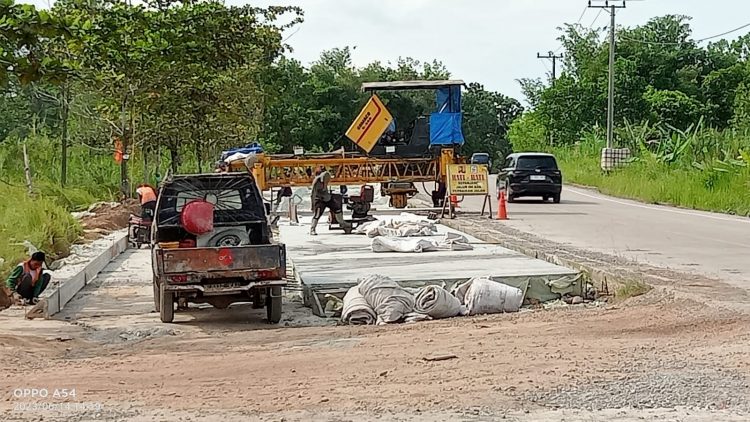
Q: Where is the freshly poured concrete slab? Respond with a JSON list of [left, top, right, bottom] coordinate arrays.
[[279, 216, 579, 298]]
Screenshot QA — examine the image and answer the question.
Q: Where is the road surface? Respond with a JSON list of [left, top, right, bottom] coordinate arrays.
[[435, 175, 750, 289], [3, 247, 750, 420]]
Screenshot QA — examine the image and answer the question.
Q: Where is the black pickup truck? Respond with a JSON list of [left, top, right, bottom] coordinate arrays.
[[150, 173, 286, 323]]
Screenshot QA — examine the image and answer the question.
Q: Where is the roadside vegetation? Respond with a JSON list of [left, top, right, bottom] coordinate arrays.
[[0, 0, 520, 274], [2, 2, 749, 275], [508, 15, 750, 216]]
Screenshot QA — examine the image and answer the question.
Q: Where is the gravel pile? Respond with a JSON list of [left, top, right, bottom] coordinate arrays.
[[526, 369, 750, 411]]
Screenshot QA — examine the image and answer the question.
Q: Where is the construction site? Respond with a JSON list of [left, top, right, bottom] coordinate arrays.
[[2, 76, 750, 422]]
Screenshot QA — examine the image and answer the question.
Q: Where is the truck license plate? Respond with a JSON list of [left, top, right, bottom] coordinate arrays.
[[530, 175, 546, 181], [204, 282, 243, 292]]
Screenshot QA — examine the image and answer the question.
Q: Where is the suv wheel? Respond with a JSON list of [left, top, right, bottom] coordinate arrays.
[[506, 182, 516, 203], [552, 193, 561, 204]]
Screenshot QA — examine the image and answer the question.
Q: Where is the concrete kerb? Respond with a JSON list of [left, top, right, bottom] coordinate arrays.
[[437, 218, 626, 296], [42, 232, 129, 318], [410, 192, 623, 295]]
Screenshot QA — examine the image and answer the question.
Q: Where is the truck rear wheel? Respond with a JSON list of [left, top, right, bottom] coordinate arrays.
[[160, 284, 174, 323], [153, 278, 160, 312], [266, 286, 282, 324]]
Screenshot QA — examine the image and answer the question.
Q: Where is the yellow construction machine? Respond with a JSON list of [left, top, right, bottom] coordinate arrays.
[[231, 80, 468, 213]]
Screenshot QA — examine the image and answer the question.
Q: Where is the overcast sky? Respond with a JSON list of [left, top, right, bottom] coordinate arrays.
[[24, 0, 750, 101], [245, 0, 750, 101]]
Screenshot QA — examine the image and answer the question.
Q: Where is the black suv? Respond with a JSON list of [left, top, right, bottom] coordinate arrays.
[[496, 153, 562, 203]]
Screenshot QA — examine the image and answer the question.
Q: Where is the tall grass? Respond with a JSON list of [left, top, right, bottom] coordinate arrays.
[[0, 134, 223, 277], [0, 185, 82, 275], [553, 125, 750, 216], [0, 135, 121, 277]]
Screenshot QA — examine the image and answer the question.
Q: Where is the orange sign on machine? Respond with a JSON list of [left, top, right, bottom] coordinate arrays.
[[345, 94, 394, 153]]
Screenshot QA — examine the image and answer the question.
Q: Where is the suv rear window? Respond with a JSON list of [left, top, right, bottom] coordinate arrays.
[[516, 156, 558, 170], [471, 153, 490, 164]]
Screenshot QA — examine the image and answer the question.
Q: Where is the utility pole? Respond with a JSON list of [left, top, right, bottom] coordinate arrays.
[[538, 51, 564, 146], [589, 0, 626, 149], [537, 51, 564, 85]]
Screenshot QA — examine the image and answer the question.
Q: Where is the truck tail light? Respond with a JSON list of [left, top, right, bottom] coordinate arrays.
[[170, 275, 188, 283]]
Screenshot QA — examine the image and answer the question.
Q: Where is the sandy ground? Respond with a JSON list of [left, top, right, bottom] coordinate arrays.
[[1, 241, 749, 421]]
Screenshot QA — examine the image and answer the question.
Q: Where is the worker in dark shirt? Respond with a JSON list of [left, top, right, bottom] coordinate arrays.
[[5, 252, 50, 305], [309, 171, 351, 235]]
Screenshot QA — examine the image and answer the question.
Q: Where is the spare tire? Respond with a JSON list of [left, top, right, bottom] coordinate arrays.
[[181, 200, 214, 235], [200, 228, 251, 248]]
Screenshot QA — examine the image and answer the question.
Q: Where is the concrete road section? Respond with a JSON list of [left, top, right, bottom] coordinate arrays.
[[279, 214, 580, 310], [441, 175, 750, 289]]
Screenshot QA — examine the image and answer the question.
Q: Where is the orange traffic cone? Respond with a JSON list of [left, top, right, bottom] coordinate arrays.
[[449, 195, 458, 208], [497, 191, 508, 220]]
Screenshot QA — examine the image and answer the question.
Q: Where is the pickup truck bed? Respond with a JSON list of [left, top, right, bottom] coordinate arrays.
[[157, 244, 285, 279]]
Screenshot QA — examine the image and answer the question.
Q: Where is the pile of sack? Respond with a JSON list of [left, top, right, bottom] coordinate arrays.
[[355, 218, 437, 238], [341, 275, 524, 325], [371, 232, 473, 253]]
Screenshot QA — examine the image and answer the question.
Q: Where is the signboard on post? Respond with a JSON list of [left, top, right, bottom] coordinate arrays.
[[447, 164, 489, 195], [345, 94, 393, 153]]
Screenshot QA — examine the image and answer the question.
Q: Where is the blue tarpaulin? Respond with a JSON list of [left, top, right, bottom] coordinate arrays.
[[436, 86, 461, 114], [220, 142, 264, 161], [430, 86, 464, 145], [429, 113, 464, 146]]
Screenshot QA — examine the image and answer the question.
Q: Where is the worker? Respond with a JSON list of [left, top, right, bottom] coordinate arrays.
[[5, 252, 50, 305], [136, 183, 158, 219], [309, 171, 351, 235]]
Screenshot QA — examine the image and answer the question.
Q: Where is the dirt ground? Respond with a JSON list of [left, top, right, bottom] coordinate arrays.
[[1, 241, 749, 421], [79, 200, 140, 240]]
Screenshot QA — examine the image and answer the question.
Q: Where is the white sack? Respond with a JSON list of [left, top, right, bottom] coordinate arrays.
[[371, 233, 473, 253], [356, 219, 436, 238], [452, 277, 524, 315], [341, 286, 376, 325], [371, 237, 437, 253], [358, 275, 415, 325], [414, 285, 465, 319], [435, 233, 473, 251]]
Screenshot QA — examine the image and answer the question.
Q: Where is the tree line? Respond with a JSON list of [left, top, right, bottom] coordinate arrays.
[[511, 15, 750, 159], [0, 0, 522, 198]]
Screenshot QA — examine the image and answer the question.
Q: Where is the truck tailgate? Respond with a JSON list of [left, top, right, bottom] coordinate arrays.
[[160, 245, 285, 275]]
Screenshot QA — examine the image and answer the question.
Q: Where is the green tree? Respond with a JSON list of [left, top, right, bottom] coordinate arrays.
[[463, 83, 523, 163]]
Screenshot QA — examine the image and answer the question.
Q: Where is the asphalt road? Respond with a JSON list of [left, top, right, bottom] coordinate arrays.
[[438, 175, 750, 289]]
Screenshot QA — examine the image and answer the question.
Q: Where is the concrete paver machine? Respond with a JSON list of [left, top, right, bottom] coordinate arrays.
[[238, 80, 468, 213]]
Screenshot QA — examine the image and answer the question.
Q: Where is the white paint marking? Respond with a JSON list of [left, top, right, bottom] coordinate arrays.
[[567, 188, 750, 225]]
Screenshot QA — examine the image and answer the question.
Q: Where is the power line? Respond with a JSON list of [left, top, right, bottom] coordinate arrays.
[[553, 5, 595, 54], [576, 5, 589, 24], [697, 22, 750, 41], [282, 26, 302, 43], [620, 21, 750, 46], [588, 8, 604, 29]]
